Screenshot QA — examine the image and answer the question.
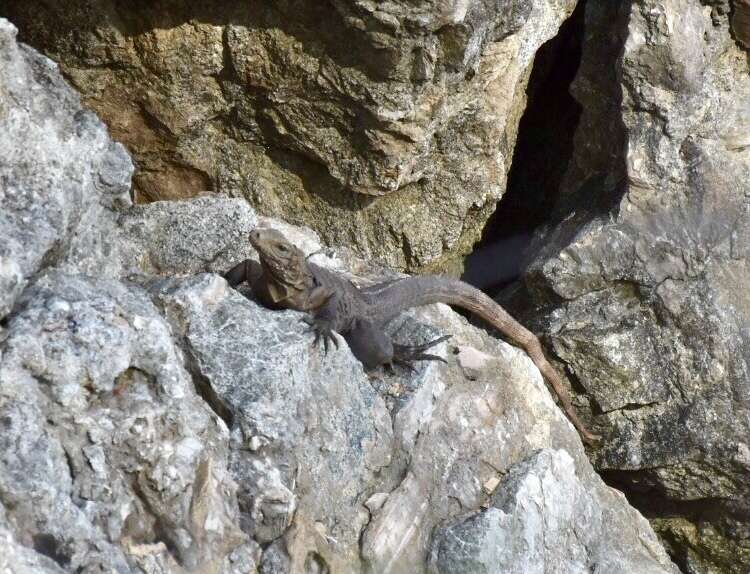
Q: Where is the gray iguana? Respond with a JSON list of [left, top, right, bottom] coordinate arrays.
[[225, 228, 599, 444]]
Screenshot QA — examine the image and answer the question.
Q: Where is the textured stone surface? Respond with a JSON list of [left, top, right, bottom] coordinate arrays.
[[0, 504, 66, 574], [0, 272, 243, 572], [0, 0, 578, 272], [430, 449, 677, 574], [0, 19, 133, 320], [116, 195, 259, 278], [151, 274, 393, 571], [146, 270, 677, 573], [522, 0, 750, 571], [0, 15, 679, 574]]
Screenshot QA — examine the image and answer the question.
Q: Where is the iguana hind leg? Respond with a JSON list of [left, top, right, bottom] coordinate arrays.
[[344, 318, 394, 369]]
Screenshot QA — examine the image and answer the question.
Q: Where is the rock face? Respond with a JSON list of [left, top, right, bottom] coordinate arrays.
[[522, 0, 750, 571], [0, 0, 578, 272], [0, 18, 133, 320], [0, 19, 678, 573], [0, 272, 243, 573], [430, 449, 672, 574]]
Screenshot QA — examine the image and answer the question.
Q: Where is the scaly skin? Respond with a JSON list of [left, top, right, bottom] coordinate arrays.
[[225, 228, 600, 444]]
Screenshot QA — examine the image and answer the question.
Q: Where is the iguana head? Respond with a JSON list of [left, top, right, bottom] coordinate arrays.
[[249, 228, 312, 294]]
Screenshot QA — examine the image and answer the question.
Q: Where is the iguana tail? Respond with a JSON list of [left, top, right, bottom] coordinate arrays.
[[364, 276, 600, 443]]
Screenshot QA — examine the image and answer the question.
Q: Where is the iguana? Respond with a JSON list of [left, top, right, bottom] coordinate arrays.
[[225, 228, 599, 443]]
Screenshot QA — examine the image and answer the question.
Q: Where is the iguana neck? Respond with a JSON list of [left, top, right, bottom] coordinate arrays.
[[260, 254, 311, 301]]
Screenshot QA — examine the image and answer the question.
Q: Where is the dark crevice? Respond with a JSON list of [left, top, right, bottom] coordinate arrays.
[[183, 351, 235, 430], [32, 534, 71, 568], [461, 0, 587, 296], [602, 469, 749, 574]]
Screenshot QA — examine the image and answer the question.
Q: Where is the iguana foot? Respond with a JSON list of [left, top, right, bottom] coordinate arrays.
[[303, 316, 340, 354], [392, 334, 451, 367]]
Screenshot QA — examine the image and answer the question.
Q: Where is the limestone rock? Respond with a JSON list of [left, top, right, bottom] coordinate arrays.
[[524, 0, 750, 570], [430, 449, 677, 574], [0, 19, 133, 320], [150, 273, 394, 571], [0, 16, 679, 573], [116, 195, 259, 278], [0, 0, 578, 272], [145, 265, 678, 573], [0, 272, 243, 572], [0, 505, 66, 574]]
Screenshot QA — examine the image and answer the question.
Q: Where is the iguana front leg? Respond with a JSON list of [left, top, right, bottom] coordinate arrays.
[[303, 290, 343, 353]]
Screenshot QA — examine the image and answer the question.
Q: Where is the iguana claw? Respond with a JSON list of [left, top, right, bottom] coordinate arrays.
[[304, 316, 339, 354], [392, 334, 451, 367]]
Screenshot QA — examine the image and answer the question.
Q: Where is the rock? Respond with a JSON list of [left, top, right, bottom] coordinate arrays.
[[430, 449, 678, 574], [221, 541, 263, 574], [0, 504, 66, 574], [0, 272, 243, 572], [522, 0, 750, 570], [0, 19, 133, 320], [150, 272, 395, 572], [0, 0, 579, 272], [116, 195, 259, 278], [732, 0, 750, 47], [146, 266, 678, 573], [0, 16, 679, 573], [0, 22, 246, 572]]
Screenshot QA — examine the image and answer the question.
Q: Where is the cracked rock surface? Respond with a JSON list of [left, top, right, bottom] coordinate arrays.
[[521, 0, 750, 571], [0, 18, 678, 573], [0, 0, 579, 273]]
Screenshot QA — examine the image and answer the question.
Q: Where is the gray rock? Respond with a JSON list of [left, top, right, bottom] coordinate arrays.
[[0, 272, 244, 572], [0, 17, 679, 573], [0, 504, 66, 574], [221, 541, 263, 574], [0, 19, 133, 320], [144, 263, 677, 573], [430, 449, 677, 574], [116, 195, 259, 278], [523, 0, 750, 570], [150, 273, 394, 572]]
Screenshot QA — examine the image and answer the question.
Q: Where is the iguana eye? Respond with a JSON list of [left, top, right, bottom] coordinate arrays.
[[277, 243, 288, 252]]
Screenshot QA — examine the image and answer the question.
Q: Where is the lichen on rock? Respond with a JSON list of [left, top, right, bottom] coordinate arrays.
[[0, 0, 582, 273], [521, 0, 750, 571]]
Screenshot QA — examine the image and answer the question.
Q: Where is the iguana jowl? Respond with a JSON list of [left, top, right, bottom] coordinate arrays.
[[225, 228, 599, 443]]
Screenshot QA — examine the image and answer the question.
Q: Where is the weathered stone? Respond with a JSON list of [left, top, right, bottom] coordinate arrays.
[[0, 0, 579, 272], [0, 19, 133, 320], [116, 195, 259, 278], [150, 272, 394, 572], [0, 504, 66, 574], [0, 272, 243, 572], [430, 449, 678, 574], [732, 0, 750, 47], [0, 17, 680, 573], [523, 0, 750, 570], [144, 263, 678, 573]]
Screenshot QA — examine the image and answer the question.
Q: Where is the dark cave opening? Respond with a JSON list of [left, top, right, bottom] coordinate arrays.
[[461, 0, 587, 296]]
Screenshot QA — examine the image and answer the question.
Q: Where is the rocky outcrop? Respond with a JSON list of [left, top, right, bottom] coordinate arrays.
[[0, 271, 244, 573], [522, 0, 750, 571], [430, 449, 672, 574], [0, 19, 678, 573], [0, 0, 580, 272], [0, 18, 133, 320]]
